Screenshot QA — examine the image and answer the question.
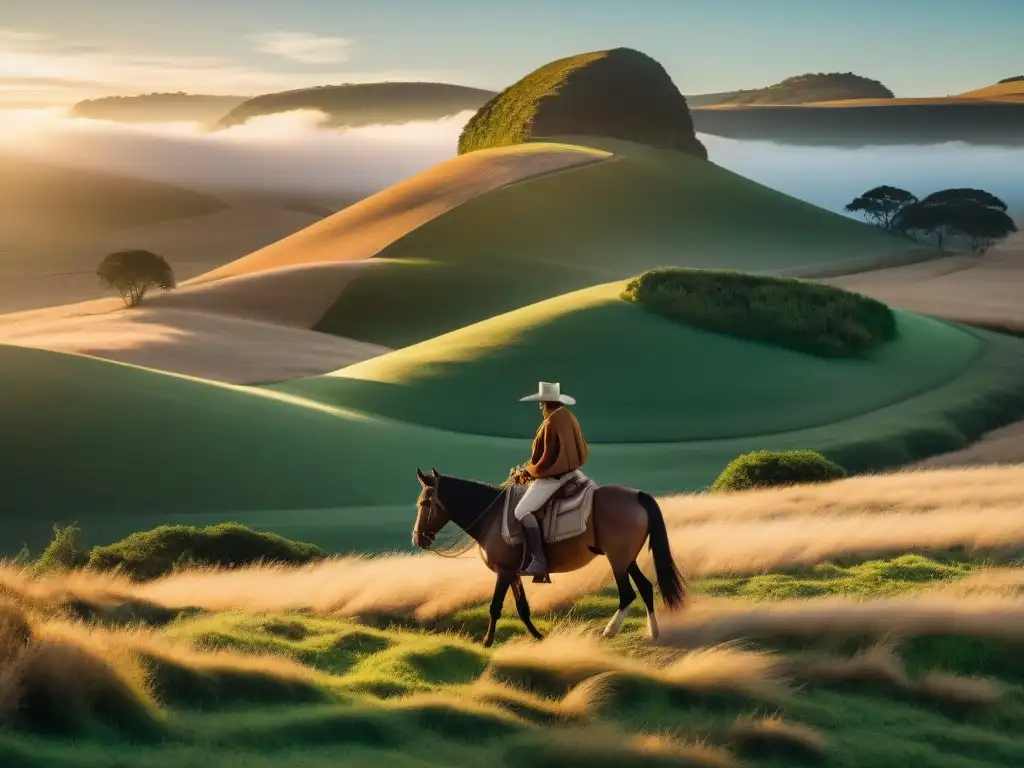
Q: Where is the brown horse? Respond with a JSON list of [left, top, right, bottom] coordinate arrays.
[[412, 467, 687, 647]]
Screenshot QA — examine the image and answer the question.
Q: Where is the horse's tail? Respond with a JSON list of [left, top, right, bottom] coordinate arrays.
[[637, 491, 687, 611]]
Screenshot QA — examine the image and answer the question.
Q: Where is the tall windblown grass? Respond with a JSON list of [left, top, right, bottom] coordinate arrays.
[[1, 465, 1021, 622]]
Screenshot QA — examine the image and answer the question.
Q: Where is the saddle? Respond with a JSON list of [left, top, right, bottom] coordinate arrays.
[[501, 470, 598, 546]]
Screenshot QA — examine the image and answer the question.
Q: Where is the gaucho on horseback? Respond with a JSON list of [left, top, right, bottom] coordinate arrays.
[[411, 380, 686, 647], [510, 381, 589, 583]]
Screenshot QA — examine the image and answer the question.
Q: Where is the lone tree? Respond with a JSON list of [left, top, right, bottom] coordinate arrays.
[[844, 186, 917, 231], [893, 188, 1017, 253], [96, 249, 176, 307]]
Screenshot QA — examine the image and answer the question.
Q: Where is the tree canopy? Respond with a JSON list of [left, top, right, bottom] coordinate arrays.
[[848, 185, 1017, 254], [96, 249, 176, 307], [844, 186, 917, 231]]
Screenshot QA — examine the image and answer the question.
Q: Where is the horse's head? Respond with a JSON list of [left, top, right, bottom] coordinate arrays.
[[412, 467, 450, 550]]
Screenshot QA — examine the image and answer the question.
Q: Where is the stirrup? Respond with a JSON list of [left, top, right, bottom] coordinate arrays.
[[522, 558, 551, 584]]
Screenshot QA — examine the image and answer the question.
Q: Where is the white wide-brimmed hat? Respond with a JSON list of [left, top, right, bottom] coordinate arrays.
[[519, 381, 576, 405]]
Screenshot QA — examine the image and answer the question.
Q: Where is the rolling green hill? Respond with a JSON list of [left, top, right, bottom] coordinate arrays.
[[314, 137, 932, 347], [4, 269, 1023, 556], [216, 82, 495, 129]]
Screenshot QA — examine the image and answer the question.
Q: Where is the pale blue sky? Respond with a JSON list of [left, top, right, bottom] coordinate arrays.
[[2, 0, 1021, 105]]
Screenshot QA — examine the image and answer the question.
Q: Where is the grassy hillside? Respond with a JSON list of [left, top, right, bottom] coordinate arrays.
[[285, 281, 982, 441], [216, 82, 495, 129], [70, 93, 248, 124], [4, 296, 1023, 557], [688, 72, 894, 107], [6, 466, 1024, 767], [314, 137, 931, 347], [458, 48, 706, 157]]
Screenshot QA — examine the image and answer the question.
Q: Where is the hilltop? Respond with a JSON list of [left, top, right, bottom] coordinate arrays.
[[999, 75, 1024, 84], [687, 72, 894, 107], [215, 82, 495, 129], [458, 48, 707, 158], [70, 93, 249, 124]]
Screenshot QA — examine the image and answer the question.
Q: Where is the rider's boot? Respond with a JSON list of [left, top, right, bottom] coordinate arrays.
[[519, 513, 551, 583]]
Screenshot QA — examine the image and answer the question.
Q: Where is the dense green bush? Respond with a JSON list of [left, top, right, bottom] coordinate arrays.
[[712, 450, 847, 492], [87, 523, 325, 581], [621, 268, 897, 357], [85, 523, 327, 581]]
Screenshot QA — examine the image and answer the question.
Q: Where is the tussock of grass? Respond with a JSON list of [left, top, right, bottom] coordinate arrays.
[[621, 268, 897, 357], [781, 645, 1003, 710], [488, 630, 781, 711], [726, 715, 828, 761], [0, 601, 164, 738], [502, 729, 736, 768]]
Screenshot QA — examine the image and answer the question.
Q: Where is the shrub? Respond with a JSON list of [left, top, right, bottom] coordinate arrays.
[[87, 523, 327, 581], [621, 268, 897, 357], [31, 523, 89, 576], [712, 450, 847, 492]]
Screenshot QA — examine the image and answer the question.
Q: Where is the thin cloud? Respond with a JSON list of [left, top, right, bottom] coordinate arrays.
[[0, 28, 456, 107], [250, 32, 352, 64]]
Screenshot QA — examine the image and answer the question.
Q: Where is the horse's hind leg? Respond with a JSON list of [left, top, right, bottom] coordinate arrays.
[[511, 577, 544, 640], [628, 561, 658, 639], [482, 570, 513, 648], [602, 567, 636, 638]]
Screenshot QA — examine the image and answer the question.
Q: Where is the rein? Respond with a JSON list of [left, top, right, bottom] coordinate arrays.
[[417, 476, 508, 559]]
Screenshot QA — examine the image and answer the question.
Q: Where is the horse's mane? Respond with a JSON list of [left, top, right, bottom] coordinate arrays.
[[437, 474, 504, 535]]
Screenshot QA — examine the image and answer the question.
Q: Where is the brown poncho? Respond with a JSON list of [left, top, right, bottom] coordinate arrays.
[[525, 406, 589, 480]]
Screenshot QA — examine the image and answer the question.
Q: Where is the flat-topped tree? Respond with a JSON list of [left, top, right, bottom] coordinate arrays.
[[458, 47, 707, 159], [894, 188, 1017, 253], [845, 186, 918, 231]]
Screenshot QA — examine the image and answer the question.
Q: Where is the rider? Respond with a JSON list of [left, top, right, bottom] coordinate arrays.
[[514, 381, 589, 582]]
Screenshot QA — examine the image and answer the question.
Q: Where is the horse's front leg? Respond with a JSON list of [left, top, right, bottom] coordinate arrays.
[[482, 570, 514, 648]]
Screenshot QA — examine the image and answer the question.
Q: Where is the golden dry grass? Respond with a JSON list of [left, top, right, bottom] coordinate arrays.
[[726, 715, 829, 760], [655, 593, 1024, 648], [3, 464, 1022, 622]]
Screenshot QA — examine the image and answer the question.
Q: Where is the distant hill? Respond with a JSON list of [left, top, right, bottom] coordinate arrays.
[[215, 82, 496, 129], [458, 47, 707, 158], [688, 73, 894, 106], [70, 93, 248, 124], [0, 154, 227, 259], [998, 75, 1024, 84]]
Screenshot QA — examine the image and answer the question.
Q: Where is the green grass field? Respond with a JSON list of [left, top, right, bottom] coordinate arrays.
[[6, 545, 1024, 768], [314, 137, 931, 348]]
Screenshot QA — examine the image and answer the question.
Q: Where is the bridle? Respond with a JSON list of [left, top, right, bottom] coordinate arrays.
[[413, 481, 441, 545]]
